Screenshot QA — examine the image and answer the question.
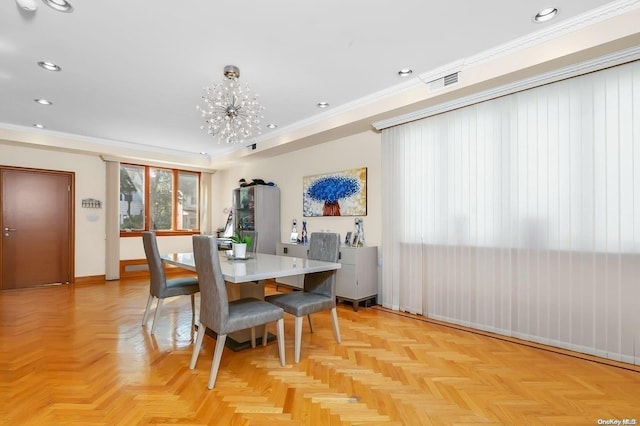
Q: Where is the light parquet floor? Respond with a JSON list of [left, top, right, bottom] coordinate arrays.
[[1, 278, 639, 425]]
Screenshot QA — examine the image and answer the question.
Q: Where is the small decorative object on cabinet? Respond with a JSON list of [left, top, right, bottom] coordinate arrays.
[[275, 242, 377, 311], [352, 217, 364, 247], [232, 185, 280, 254], [301, 220, 308, 245], [290, 219, 298, 243]]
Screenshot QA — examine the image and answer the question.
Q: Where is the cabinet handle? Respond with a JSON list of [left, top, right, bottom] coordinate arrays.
[[338, 251, 341, 260]]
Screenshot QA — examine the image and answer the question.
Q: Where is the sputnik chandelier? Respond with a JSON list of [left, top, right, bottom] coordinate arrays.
[[197, 65, 264, 144]]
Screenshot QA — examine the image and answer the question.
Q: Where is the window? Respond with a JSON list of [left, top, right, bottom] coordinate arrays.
[[119, 164, 200, 234]]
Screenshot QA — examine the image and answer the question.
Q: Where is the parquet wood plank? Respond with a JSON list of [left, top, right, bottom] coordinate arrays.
[[1, 279, 639, 425]]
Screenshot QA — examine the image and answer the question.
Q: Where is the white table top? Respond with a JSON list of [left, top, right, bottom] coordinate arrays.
[[161, 251, 341, 284]]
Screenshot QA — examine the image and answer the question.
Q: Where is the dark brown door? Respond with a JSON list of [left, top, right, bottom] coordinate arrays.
[[1, 168, 73, 289]]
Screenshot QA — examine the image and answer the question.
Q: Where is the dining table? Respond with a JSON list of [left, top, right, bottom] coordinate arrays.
[[162, 250, 341, 283], [161, 250, 341, 350]]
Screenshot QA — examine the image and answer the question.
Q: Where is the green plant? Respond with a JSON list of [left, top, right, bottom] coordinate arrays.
[[230, 233, 253, 247]]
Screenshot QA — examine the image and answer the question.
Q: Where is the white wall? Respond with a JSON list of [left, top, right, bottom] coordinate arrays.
[[213, 130, 382, 249], [1, 142, 106, 277], [2, 129, 382, 278]]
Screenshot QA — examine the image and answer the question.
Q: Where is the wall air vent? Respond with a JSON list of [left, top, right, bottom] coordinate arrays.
[[428, 71, 460, 92]]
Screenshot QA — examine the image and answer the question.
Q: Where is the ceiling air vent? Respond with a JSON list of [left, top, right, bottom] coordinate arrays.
[[428, 71, 460, 92], [444, 72, 459, 86]]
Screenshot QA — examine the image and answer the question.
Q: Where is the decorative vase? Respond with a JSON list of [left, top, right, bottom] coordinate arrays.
[[232, 242, 247, 258]]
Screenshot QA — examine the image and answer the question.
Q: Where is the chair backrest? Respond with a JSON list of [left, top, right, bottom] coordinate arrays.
[[192, 235, 229, 333], [142, 231, 168, 298], [242, 230, 258, 253], [303, 232, 340, 298]]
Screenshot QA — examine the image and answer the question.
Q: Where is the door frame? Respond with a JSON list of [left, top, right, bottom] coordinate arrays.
[[0, 165, 75, 288]]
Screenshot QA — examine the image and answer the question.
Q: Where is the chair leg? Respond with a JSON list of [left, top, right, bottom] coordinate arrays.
[[250, 327, 256, 348], [142, 294, 154, 326], [330, 307, 341, 343], [307, 314, 314, 333], [190, 322, 206, 369], [262, 324, 268, 347], [276, 318, 285, 366], [294, 316, 303, 363], [151, 299, 164, 335], [190, 294, 196, 325], [208, 334, 227, 389]]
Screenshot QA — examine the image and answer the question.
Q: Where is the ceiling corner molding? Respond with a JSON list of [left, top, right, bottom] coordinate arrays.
[[372, 45, 640, 131], [463, 0, 640, 70], [0, 122, 209, 161]]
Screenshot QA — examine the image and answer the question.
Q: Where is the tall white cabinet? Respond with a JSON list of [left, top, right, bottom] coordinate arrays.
[[233, 185, 280, 254], [275, 242, 378, 311]]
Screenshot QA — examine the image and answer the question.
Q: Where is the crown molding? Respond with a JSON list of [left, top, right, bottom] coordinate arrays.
[[0, 123, 217, 170], [372, 45, 640, 131]]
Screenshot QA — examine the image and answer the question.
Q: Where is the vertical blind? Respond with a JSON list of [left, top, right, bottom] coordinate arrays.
[[381, 60, 640, 364]]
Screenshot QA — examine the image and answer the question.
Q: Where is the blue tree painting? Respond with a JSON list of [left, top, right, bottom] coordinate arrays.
[[303, 168, 367, 217]]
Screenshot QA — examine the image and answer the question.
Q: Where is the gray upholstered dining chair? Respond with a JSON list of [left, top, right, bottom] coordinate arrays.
[[265, 232, 341, 363], [190, 235, 285, 389], [141, 231, 199, 335]]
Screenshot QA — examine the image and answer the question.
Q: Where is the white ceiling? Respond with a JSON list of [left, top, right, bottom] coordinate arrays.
[[0, 0, 637, 169]]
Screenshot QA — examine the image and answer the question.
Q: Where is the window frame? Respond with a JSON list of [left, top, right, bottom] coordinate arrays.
[[119, 163, 201, 237]]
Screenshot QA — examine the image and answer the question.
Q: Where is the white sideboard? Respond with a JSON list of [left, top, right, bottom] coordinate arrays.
[[275, 242, 378, 311]]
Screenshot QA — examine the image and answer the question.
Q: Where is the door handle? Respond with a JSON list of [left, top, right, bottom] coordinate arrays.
[[4, 227, 16, 232]]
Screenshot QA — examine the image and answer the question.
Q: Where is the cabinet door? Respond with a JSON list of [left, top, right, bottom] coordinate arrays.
[[233, 187, 255, 231], [336, 264, 357, 299]]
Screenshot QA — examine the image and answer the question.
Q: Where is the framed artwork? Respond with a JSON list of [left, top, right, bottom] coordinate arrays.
[[303, 167, 367, 217]]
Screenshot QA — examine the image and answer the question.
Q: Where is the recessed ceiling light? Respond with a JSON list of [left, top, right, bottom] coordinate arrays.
[[42, 0, 73, 13], [533, 7, 558, 23], [317, 102, 329, 108], [266, 123, 278, 129], [33, 123, 46, 129], [34, 98, 53, 105], [38, 61, 61, 72], [398, 68, 413, 77]]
